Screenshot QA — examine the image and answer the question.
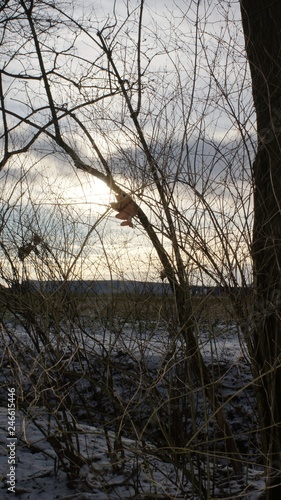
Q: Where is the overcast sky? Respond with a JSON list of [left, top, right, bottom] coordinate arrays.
[[0, 0, 254, 284]]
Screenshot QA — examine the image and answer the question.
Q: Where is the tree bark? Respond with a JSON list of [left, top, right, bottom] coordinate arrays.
[[240, 1, 281, 497]]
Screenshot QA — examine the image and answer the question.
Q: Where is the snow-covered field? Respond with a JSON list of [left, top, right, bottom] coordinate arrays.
[[0, 319, 265, 499]]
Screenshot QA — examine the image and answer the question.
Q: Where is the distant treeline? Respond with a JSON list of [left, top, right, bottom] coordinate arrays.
[[11, 280, 253, 296]]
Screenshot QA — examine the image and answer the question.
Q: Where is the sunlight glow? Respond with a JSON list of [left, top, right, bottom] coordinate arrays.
[[89, 177, 112, 207]]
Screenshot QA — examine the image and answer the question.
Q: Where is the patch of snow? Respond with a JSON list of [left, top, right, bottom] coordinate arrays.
[[0, 320, 265, 499]]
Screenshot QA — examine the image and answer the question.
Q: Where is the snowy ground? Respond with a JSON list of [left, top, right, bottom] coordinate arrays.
[[0, 320, 265, 499]]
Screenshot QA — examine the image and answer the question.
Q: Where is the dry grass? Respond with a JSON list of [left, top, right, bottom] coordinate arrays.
[[0, 286, 252, 326], [81, 291, 252, 322]]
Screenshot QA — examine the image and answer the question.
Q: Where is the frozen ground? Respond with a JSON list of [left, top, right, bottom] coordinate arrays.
[[0, 320, 265, 499]]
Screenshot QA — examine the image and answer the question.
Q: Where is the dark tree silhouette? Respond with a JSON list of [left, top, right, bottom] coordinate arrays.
[[240, 1, 281, 498]]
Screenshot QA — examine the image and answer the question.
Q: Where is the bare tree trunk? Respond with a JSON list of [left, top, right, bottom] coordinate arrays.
[[240, 1, 281, 497]]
